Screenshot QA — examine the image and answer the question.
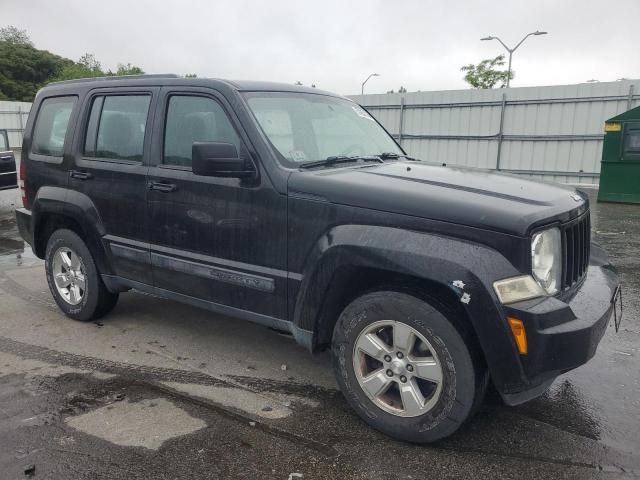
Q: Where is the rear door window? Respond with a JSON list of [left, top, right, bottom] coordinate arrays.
[[31, 96, 76, 157], [84, 95, 151, 161]]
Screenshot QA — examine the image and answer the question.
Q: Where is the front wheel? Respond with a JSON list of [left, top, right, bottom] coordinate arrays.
[[45, 229, 118, 321], [331, 291, 486, 443]]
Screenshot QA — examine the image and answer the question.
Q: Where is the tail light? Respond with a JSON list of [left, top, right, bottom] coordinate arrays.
[[19, 159, 29, 209]]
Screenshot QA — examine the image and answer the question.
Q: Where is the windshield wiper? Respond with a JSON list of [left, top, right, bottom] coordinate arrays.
[[377, 152, 418, 161], [299, 155, 383, 169]]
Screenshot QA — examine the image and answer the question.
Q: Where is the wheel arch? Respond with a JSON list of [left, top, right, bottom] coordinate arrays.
[[292, 225, 526, 392], [32, 187, 112, 275]]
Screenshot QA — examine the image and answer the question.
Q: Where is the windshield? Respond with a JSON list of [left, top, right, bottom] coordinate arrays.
[[243, 92, 403, 167]]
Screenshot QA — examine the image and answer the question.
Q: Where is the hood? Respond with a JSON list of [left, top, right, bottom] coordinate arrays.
[[288, 161, 589, 237]]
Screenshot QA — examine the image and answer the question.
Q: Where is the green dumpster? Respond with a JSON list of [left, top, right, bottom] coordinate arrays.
[[598, 106, 640, 203]]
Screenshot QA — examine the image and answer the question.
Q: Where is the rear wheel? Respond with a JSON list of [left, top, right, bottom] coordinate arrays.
[[331, 291, 486, 442], [45, 229, 118, 321]]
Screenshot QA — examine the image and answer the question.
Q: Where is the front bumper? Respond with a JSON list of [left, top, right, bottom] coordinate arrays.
[[500, 243, 619, 405]]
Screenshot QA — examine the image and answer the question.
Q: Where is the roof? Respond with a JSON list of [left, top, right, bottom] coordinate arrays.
[[44, 74, 341, 98], [607, 104, 640, 123]]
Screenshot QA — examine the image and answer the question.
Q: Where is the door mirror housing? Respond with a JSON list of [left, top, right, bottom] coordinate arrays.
[[192, 142, 255, 178]]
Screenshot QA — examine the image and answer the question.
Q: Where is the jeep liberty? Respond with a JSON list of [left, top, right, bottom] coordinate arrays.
[[15, 75, 621, 442]]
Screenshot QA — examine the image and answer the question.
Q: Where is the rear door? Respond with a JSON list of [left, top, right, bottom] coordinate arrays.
[[69, 87, 158, 284], [0, 130, 17, 190]]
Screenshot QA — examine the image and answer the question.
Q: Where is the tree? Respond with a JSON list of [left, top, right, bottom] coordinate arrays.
[[398, 86, 407, 93], [0, 40, 72, 101], [0, 25, 33, 46], [110, 63, 144, 76], [52, 53, 104, 81], [0, 25, 145, 101], [461, 55, 513, 89], [53, 54, 145, 81], [184, 73, 198, 78]]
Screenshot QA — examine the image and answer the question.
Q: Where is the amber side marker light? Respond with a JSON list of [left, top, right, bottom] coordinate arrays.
[[507, 317, 528, 355]]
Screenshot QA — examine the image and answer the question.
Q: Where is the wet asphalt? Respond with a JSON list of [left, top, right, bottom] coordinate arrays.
[[0, 185, 638, 479]]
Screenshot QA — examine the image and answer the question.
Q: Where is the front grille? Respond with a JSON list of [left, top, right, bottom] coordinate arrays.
[[561, 212, 590, 289]]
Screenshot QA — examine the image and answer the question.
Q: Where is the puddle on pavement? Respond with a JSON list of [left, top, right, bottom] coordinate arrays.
[[66, 397, 207, 450], [0, 351, 115, 381], [162, 381, 293, 419], [0, 214, 42, 269]]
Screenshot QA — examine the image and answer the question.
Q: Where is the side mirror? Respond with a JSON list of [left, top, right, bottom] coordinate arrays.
[[192, 142, 255, 178]]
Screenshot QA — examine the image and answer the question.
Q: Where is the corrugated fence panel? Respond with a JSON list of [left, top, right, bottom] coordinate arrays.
[[353, 79, 640, 185], [0, 101, 31, 150], [4, 82, 640, 186]]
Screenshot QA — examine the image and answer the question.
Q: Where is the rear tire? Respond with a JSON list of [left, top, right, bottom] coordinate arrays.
[[45, 229, 118, 321], [331, 291, 485, 443]]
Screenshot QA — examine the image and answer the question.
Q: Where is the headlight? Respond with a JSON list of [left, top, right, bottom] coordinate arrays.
[[531, 227, 562, 295], [493, 275, 546, 304]]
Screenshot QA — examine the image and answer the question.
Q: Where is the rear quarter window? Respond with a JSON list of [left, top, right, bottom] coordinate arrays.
[[31, 96, 77, 157]]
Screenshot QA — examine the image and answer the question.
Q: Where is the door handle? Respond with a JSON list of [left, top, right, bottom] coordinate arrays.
[[148, 180, 177, 193], [70, 170, 93, 180]]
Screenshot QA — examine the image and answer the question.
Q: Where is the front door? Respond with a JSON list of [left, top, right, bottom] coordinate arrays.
[[147, 87, 288, 320], [69, 88, 157, 284]]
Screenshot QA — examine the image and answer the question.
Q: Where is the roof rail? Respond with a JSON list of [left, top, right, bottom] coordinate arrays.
[[48, 74, 180, 86]]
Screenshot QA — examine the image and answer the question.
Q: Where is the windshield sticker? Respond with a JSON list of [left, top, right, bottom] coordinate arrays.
[[291, 150, 307, 162], [351, 106, 374, 121]]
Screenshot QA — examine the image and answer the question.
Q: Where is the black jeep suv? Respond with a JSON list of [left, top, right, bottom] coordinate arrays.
[[15, 75, 620, 442]]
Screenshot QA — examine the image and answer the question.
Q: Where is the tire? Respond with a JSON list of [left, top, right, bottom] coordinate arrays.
[[331, 291, 486, 443], [45, 229, 119, 321]]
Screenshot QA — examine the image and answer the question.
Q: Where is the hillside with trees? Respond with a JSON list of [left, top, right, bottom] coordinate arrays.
[[0, 25, 144, 102]]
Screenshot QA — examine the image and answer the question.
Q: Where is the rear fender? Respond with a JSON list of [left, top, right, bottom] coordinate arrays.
[[32, 187, 112, 275]]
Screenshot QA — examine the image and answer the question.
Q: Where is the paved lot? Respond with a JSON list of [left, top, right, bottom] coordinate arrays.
[[0, 186, 638, 479]]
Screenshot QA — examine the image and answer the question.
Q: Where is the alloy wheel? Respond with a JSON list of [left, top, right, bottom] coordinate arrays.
[[352, 320, 444, 417], [51, 247, 87, 306]]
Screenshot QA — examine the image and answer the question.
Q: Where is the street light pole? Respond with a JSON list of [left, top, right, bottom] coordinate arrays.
[[361, 73, 380, 96], [480, 31, 547, 88]]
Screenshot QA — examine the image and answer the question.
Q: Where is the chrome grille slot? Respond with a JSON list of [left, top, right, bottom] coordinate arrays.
[[561, 212, 590, 289]]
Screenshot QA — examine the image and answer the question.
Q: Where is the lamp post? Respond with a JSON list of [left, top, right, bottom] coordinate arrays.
[[361, 73, 380, 96], [480, 31, 547, 88]]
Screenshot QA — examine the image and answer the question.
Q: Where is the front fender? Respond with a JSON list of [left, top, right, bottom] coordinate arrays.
[[293, 224, 528, 393]]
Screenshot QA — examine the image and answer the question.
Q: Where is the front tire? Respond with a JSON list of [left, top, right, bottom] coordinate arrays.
[[331, 291, 485, 443], [45, 229, 118, 321]]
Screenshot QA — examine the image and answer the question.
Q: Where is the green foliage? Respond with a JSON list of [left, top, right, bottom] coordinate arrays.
[[0, 25, 145, 101], [53, 55, 145, 81], [460, 55, 514, 89], [0, 40, 73, 101], [111, 63, 145, 76], [0, 25, 33, 46], [53, 53, 104, 81]]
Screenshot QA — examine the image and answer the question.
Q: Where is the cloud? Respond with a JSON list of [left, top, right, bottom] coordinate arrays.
[[4, 0, 639, 94]]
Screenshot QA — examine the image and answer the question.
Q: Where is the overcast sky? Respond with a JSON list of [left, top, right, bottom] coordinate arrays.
[[4, 0, 639, 95]]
